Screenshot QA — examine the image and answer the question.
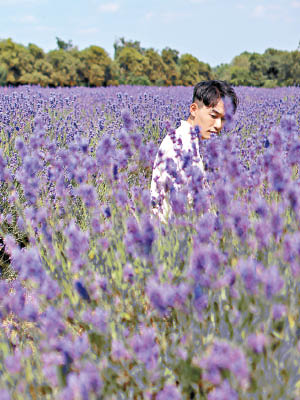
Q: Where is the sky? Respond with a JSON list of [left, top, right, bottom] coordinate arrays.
[[0, 0, 299, 67]]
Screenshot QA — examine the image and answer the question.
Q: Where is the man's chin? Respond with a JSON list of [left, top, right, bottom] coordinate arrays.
[[201, 132, 211, 140]]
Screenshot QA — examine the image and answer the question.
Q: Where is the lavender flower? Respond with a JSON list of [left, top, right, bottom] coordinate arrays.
[[200, 340, 249, 389], [272, 304, 287, 320], [129, 326, 159, 370], [261, 265, 284, 299], [0, 389, 11, 400], [76, 184, 98, 208], [111, 339, 132, 362], [5, 350, 22, 374], [238, 258, 261, 295], [75, 281, 91, 303], [146, 277, 176, 316], [121, 109, 134, 130], [208, 380, 238, 400], [247, 333, 268, 353], [82, 307, 108, 334], [157, 384, 181, 400]]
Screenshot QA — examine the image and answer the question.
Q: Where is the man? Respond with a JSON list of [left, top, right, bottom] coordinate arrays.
[[150, 80, 238, 220]]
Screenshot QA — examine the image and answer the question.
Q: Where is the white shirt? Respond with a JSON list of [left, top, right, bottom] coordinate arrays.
[[150, 120, 205, 220]]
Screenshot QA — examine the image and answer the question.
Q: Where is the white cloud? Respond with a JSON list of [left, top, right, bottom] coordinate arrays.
[[98, 2, 120, 12], [291, 0, 300, 7], [251, 4, 283, 19]]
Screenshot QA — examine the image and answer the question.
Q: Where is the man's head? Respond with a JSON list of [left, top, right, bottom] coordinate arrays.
[[187, 80, 238, 139]]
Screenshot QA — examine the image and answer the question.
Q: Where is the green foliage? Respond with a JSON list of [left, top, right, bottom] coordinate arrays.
[[56, 37, 74, 51], [0, 64, 7, 86], [127, 74, 151, 86], [28, 43, 44, 60], [214, 48, 300, 87], [113, 37, 145, 59], [0, 37, 299, 87], [117, 47, 148, 83], [161, 47, 180, 85], [0, 38, 35, 85], [144, 48, 167, 84], [80, 45, 113, 87], [161, 47, 179, 65], [47, 49, 82, 86], [179, 53, 212, 86]]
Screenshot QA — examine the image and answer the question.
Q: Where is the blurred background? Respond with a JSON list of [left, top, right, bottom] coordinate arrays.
[[0, 0, 299, 87]]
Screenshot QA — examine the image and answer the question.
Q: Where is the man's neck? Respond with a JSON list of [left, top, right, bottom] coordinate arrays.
[[186, 117, 193, 126]]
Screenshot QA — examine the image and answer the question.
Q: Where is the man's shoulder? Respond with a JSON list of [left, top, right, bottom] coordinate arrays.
[[176, 121, 194, 151], [157, 132, 174, 155], [155, 120, 193, 160], [176, 120, 191, 135]]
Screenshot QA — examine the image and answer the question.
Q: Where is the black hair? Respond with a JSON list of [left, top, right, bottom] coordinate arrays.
[[192, 80, 238, 113]]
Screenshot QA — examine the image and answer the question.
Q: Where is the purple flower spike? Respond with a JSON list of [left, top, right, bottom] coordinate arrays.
[[75, 281, 91, 303], [262, 265, 284, 299], [121, 109, 134, 130], [157, 384, 181, 400], [208, 380, 238, 400], [247, 333, 268, 353], [272, 304, 287, 320], [76, 184, 98, 208], [5, 350, 22, 374]]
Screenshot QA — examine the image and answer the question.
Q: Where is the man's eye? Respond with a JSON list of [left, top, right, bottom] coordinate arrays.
[[221, 118, 225, 122], [210, 114, 217, 119]]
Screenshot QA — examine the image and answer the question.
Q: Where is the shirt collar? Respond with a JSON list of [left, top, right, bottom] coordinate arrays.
[[180, 120, 192, 129], [177, 120, 193, 140]]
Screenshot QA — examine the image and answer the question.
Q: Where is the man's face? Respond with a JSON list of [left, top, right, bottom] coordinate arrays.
[[189, 98, 225, 139]]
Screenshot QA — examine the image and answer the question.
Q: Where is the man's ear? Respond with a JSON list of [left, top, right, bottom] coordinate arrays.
[[189, 102, 198, 118]]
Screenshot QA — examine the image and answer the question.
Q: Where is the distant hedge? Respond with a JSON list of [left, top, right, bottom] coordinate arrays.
[[0, 37, 299, 87]]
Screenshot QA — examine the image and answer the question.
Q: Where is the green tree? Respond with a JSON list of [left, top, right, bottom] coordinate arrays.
[[19, 71, 51, 86], [127, 74, 151, 85], [229, 66, 252, 86], [79, 45, 113, 86], [249, 53, 266, 86], [56, 37, 74, 51], [161, 47, 180, 85], [289, 51, 300, 85], [232, 52, 251, 70], [23, 43, 53, 86], [161, 47, 179, 64], [1, 36, 300, 87], [213, 63, 232, 82], [47, 49, 81, 86], [179, 54, 212, 86], [144, 48, 167, 85], [263, 48, 283, 83], [0, 64, 7, 86], [28, 43, 45, 60], [113, 37, 145, 59], [117, 47, 148, 84], [229, 53, 250, 85], [0, 38, 35, 85]]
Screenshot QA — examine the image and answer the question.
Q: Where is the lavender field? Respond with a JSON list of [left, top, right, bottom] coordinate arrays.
[[0, 85, 300, 399]]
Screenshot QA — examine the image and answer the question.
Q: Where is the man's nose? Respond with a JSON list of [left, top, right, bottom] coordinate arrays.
[[214, 118, 222, 132]]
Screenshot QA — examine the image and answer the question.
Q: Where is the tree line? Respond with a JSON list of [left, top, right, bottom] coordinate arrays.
[[0, 37, 299, 87]]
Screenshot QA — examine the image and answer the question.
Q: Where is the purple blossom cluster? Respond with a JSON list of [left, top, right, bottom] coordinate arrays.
[[0, 85, 300, 399]]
